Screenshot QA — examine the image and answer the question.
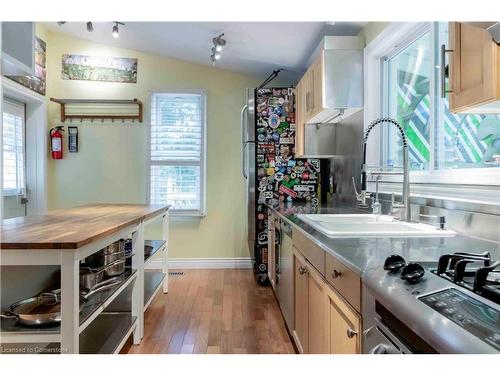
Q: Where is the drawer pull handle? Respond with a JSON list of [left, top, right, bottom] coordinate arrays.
[[346, 328, 358, 338], [332, 269, 342, 279], [299, 266, 307, 275]]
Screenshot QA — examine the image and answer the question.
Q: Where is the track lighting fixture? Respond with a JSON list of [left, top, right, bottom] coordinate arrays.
[[57, 21, 125, 39], [210, 33, 226, 64]]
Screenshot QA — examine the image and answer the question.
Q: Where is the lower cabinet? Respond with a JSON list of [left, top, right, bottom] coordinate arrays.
[[292, 246, 361, 354], [293, 248, 327, 354], [325, 283, 361, 354]]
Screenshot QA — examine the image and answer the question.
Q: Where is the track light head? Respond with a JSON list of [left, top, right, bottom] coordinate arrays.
[[86, 22, 94, 32], [57, 21, 66, 26], [212, 34, 226, 49], [112, 22, 124, 39]]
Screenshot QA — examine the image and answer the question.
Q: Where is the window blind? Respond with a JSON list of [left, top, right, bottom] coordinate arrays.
[[2, 100, 25, 195], [150, 92, 205, 214]]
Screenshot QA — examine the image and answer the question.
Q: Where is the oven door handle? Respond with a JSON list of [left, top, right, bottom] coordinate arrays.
[[373, 317, 412, 354]]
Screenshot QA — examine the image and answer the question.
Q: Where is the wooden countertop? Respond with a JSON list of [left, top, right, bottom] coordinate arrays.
[[0, 204, 169, 250]]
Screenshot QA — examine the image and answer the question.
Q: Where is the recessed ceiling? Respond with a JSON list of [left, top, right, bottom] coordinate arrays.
[[42, 22, 367, 83]]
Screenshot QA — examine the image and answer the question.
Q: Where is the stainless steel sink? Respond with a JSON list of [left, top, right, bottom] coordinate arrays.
[[296, 214, 456, 238]]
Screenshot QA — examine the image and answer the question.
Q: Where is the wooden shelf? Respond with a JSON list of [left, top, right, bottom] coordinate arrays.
[[50, 97, 143, 123]]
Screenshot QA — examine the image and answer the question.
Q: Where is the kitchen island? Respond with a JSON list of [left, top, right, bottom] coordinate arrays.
[[0, 204, 169, 354]]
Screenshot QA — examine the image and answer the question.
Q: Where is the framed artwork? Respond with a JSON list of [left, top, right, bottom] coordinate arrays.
[[61, 54, 137, 83]]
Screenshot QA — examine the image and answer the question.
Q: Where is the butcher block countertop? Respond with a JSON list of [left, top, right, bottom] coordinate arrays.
[[0, 204, 169, 250]]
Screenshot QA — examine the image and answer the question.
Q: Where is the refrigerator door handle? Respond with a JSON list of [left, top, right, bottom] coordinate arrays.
[[241, 104, 248, 143], [242, 142, 248, 179], [241, 105, 249, 179]]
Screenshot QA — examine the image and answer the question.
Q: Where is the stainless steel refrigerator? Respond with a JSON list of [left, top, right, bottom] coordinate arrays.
[[241, 87, 321, 284]]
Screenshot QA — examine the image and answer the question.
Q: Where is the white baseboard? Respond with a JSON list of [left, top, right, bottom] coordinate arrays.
[[145, 257, 253, 270]]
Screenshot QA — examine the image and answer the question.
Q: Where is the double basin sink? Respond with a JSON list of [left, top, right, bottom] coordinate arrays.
[[297, 214, 456, 238]]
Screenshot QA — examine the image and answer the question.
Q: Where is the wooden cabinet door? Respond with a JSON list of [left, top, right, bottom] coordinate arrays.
[[293, 248, 308, 354], [449, 22, 500, 112], [307, 263, 327, 354], [303, 68, 314, 121], [325, 284, 361, 354], [310, 51, 324, 119], [295, 78, 305, 157]]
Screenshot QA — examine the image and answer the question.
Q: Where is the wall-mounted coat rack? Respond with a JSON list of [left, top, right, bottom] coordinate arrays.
[[50, 98, 143, 123]]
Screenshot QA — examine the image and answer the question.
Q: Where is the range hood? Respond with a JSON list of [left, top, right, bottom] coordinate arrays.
[[306, 36, 364, 125]]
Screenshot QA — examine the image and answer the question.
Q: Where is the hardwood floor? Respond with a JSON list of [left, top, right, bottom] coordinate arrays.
[[125, 269, 296, 354]]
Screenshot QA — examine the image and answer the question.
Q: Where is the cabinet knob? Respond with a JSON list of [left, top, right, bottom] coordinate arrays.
[[346, 328, 358, 338], [332, 269, 342, 279], [299, 266, 307, 275]]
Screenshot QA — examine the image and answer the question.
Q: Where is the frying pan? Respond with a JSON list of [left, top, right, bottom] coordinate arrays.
[[1, 278, 122, 326]]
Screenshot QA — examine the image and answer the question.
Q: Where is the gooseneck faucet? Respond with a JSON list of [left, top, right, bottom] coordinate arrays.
[[354, 117, 411, 222]]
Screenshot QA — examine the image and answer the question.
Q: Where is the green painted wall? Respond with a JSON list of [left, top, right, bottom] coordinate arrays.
[[41, 27, 263, 259]]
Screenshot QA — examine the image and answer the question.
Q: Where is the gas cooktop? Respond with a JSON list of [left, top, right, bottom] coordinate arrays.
[[363, 250, 500, 353]]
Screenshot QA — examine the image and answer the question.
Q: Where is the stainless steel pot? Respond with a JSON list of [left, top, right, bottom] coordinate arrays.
[[103, 240, 127, 277], [79, 254, 132, 290], [86, 239, 129, 277]]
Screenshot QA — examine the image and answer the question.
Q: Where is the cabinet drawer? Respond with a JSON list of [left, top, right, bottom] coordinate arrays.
[[325, 253, 361, 313], [292, 229, 325, 276]]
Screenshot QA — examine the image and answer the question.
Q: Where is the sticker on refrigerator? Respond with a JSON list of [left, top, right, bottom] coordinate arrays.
[[268, 113, 280, 128], [293, 185, 315, 192], [279, 184, 297, 198]]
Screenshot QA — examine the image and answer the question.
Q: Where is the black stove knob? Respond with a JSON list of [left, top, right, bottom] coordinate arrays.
[[384, 255, 407, 273], [400, 263, 425, 283]]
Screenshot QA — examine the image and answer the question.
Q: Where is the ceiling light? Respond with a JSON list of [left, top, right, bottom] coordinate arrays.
[[213, 34, 226, 49], [112, 22, 124, 38], [86, 22, 94, 32], [57, 21, 66, 26], [210, 33, 226, 64]]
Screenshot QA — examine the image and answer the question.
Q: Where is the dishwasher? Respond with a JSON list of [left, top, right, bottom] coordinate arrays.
[[275, 219, 294, 332]]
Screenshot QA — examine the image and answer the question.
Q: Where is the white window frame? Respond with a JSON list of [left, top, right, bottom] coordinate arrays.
[[147, 89, 207, 217], [364, 22, 500, 205], [2, 98, 26, 196]]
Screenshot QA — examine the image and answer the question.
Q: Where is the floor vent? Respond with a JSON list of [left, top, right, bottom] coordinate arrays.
[[169, 271, 184, 276]]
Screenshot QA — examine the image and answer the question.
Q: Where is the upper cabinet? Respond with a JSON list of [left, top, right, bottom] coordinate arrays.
[[1, 22, 36, 76], [448, 22, 500, 113], [295, 36, 364, 158]]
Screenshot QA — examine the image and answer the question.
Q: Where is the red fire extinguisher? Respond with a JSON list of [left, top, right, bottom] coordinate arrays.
[[50, 126, 65, 159]]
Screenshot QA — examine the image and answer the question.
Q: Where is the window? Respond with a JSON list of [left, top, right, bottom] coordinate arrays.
[[382, 23, 500, 177], [2, 99, 26, 196], [149, 91, 206, 216]]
